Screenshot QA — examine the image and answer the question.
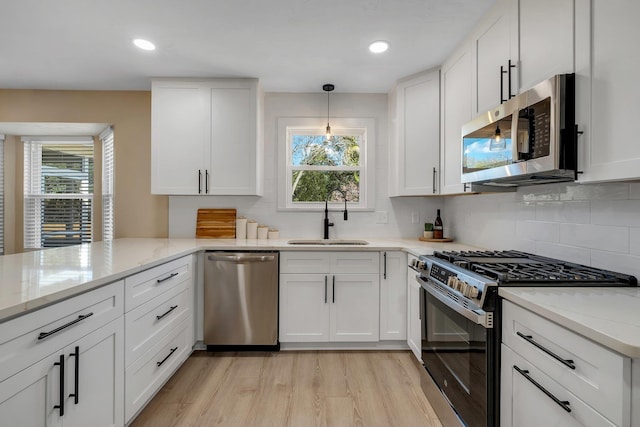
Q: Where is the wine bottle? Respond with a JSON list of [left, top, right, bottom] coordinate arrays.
[[434, 209, 444, 239]]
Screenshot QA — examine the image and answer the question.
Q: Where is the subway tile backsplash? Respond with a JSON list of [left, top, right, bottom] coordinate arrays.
[[445, 181, 640, 278]]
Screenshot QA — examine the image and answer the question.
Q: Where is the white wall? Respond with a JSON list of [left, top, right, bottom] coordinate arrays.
[[169, 92, 441, 239], [445, 181, 640, 278]]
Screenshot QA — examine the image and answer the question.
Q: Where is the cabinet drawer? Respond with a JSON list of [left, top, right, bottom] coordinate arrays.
[[502, 300, 630, 426], [0, 281, 124, 383], [280, 252, 331, 273], [125, 317, 192, 422], [125, 256, 193, 312], [501, 345, 616, 427], [125, 282, 191, 367]]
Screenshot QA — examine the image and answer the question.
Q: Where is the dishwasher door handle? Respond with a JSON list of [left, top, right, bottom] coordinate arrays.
[[207, 254, 276, 263]]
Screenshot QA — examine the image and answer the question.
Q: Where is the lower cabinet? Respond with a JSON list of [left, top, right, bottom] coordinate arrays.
[[279, 273, 379, 342], [501, 300, 630, 427], [0, 317, 124, 427], [406, 261, 422, 362], [379, 251, 407, 341], [279, 251, 380, 343]]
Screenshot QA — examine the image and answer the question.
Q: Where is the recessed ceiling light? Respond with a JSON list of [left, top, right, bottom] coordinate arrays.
[[133, 39, 156, 51], [369, 40, 390, 54]]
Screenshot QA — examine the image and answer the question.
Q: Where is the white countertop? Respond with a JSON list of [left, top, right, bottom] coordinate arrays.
[[499, 287, 640, 358], [0, 237, 478, 322]]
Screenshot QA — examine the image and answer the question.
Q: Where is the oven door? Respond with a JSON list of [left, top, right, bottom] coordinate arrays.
[[419, 276, 494, 427]]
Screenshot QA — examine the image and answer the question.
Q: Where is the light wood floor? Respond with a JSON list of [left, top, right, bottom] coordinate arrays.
[[131, 350, 443, 427]]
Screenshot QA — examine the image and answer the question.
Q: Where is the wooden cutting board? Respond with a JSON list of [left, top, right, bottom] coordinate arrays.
[[196, 208, 236, 238]]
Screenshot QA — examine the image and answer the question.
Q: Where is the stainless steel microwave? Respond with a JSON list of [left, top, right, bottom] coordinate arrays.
[[461, 74, 576, 187]]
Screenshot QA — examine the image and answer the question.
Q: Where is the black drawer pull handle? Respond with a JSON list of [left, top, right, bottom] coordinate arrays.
[[157, 346, 178, 367], [156, 305, 178, 320], [324, 276, 328, 304], [38, 312, 94, 340], [157, 272, 179, 284], [516, 331, 576, 370], [54, 354, 65, 416], [514, 365, 571, 413], [69, 346, 80, 404]]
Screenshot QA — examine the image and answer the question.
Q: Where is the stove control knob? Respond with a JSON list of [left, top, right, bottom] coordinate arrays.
[[417, 261, 426, 270], [447, 276, 458, 289], [458, 280, 469, 294], [468, 286, 479, 299]]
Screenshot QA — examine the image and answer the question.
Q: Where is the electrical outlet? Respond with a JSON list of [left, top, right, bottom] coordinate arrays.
[[376, 211, 388, 224], [411, 212, 419, 224]]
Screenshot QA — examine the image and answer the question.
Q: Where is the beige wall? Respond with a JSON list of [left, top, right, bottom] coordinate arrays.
[[0, 90, 168, 251]]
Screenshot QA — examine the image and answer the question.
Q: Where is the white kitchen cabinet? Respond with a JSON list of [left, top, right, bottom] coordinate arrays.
[[123, 254, 195, 423], [390, 69, 440, 196], [575, 0, 640, 183], [379, 251, 407, 340], [406, 254, 422, 362], [0, 317, 124, 427], [471, 0, 515, 115], [501, 300, 630, 427], [471, 0, 574, 116], [151, 78, 263, 196], [440, 42, 473, 195], [501, 345, 617, 427], [279, 252, 380, 343], [516, 0, 574, 93]]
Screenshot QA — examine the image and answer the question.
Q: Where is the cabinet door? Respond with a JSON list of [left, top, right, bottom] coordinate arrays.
[[151, 81, 209, 195], [279, 274, 330, 342], [472, 0, 515, 115], [208, 83, 260, 195], [440, 44, 473, 195], [0, 351, 63, 427], [406, 271, 422, 362], [517, 0, 574, 92], [330, 274, 379, 342], [501, 345, 616, 427], [393, 70, 440, 195], [379, 252, 407, 340], [64, 318, 123, 427], [577, 0, 640, 182]]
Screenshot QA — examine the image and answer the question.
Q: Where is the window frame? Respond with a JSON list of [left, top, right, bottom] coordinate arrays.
[[23, 136, 95, 249], [277, 117, 376, 211], [100, 127, 114, 241]]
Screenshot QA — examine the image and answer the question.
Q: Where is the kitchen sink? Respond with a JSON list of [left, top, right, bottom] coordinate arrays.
[[287, 239, 369, 245]]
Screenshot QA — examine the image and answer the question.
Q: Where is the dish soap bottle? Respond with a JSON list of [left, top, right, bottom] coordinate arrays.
[[434, 209, 444, 239]]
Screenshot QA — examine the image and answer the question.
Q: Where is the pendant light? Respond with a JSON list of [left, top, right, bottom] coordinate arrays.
[[489, 122, 506, 151], [323, 84, 335, 141]]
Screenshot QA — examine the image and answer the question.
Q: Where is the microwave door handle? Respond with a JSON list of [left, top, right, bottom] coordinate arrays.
[[512, 114, 520, 162]]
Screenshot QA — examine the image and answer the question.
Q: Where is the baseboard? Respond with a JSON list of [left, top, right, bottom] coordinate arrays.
[[280, 340, 409, 351]]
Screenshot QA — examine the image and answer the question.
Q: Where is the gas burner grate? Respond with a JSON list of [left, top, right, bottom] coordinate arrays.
[[430, 249, 637, 286]]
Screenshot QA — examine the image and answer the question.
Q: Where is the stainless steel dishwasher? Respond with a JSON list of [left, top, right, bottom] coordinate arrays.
[[204, 251, 279, 350]]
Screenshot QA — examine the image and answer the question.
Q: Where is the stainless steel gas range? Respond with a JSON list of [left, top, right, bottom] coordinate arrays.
[[413, 250, 637, 427]]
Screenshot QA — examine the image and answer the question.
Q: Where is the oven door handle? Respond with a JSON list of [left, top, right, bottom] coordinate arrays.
[[417, 276, 489, 327]]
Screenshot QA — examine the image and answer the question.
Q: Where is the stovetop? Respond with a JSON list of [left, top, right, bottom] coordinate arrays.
[[430, 250, 638, 286]]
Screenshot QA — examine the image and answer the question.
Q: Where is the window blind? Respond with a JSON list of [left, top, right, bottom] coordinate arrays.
[[0, 134, 4, 255], [23, 137, 94, 249], [101, 127, 114, 241]]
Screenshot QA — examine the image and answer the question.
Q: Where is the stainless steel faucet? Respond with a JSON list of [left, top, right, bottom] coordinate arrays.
[[323, 188, 348, 239]]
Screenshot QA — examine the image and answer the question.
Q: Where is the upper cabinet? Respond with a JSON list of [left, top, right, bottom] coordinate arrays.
[[389, 69, 440, 196], [471, 0, 574, 116], [440, 42, 473, 195], [576, 0, 640, 183], [151, 78, 263, 196], [471, 0, 516, 116]]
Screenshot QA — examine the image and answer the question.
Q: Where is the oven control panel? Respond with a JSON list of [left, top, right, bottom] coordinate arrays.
[[429, 263, 482, 300]]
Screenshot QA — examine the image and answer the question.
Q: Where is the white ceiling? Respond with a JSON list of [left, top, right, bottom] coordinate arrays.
[[1, 0, 495, 93]]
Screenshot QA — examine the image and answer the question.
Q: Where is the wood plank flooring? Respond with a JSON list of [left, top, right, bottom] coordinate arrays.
[[130, 350, 443, 427]]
